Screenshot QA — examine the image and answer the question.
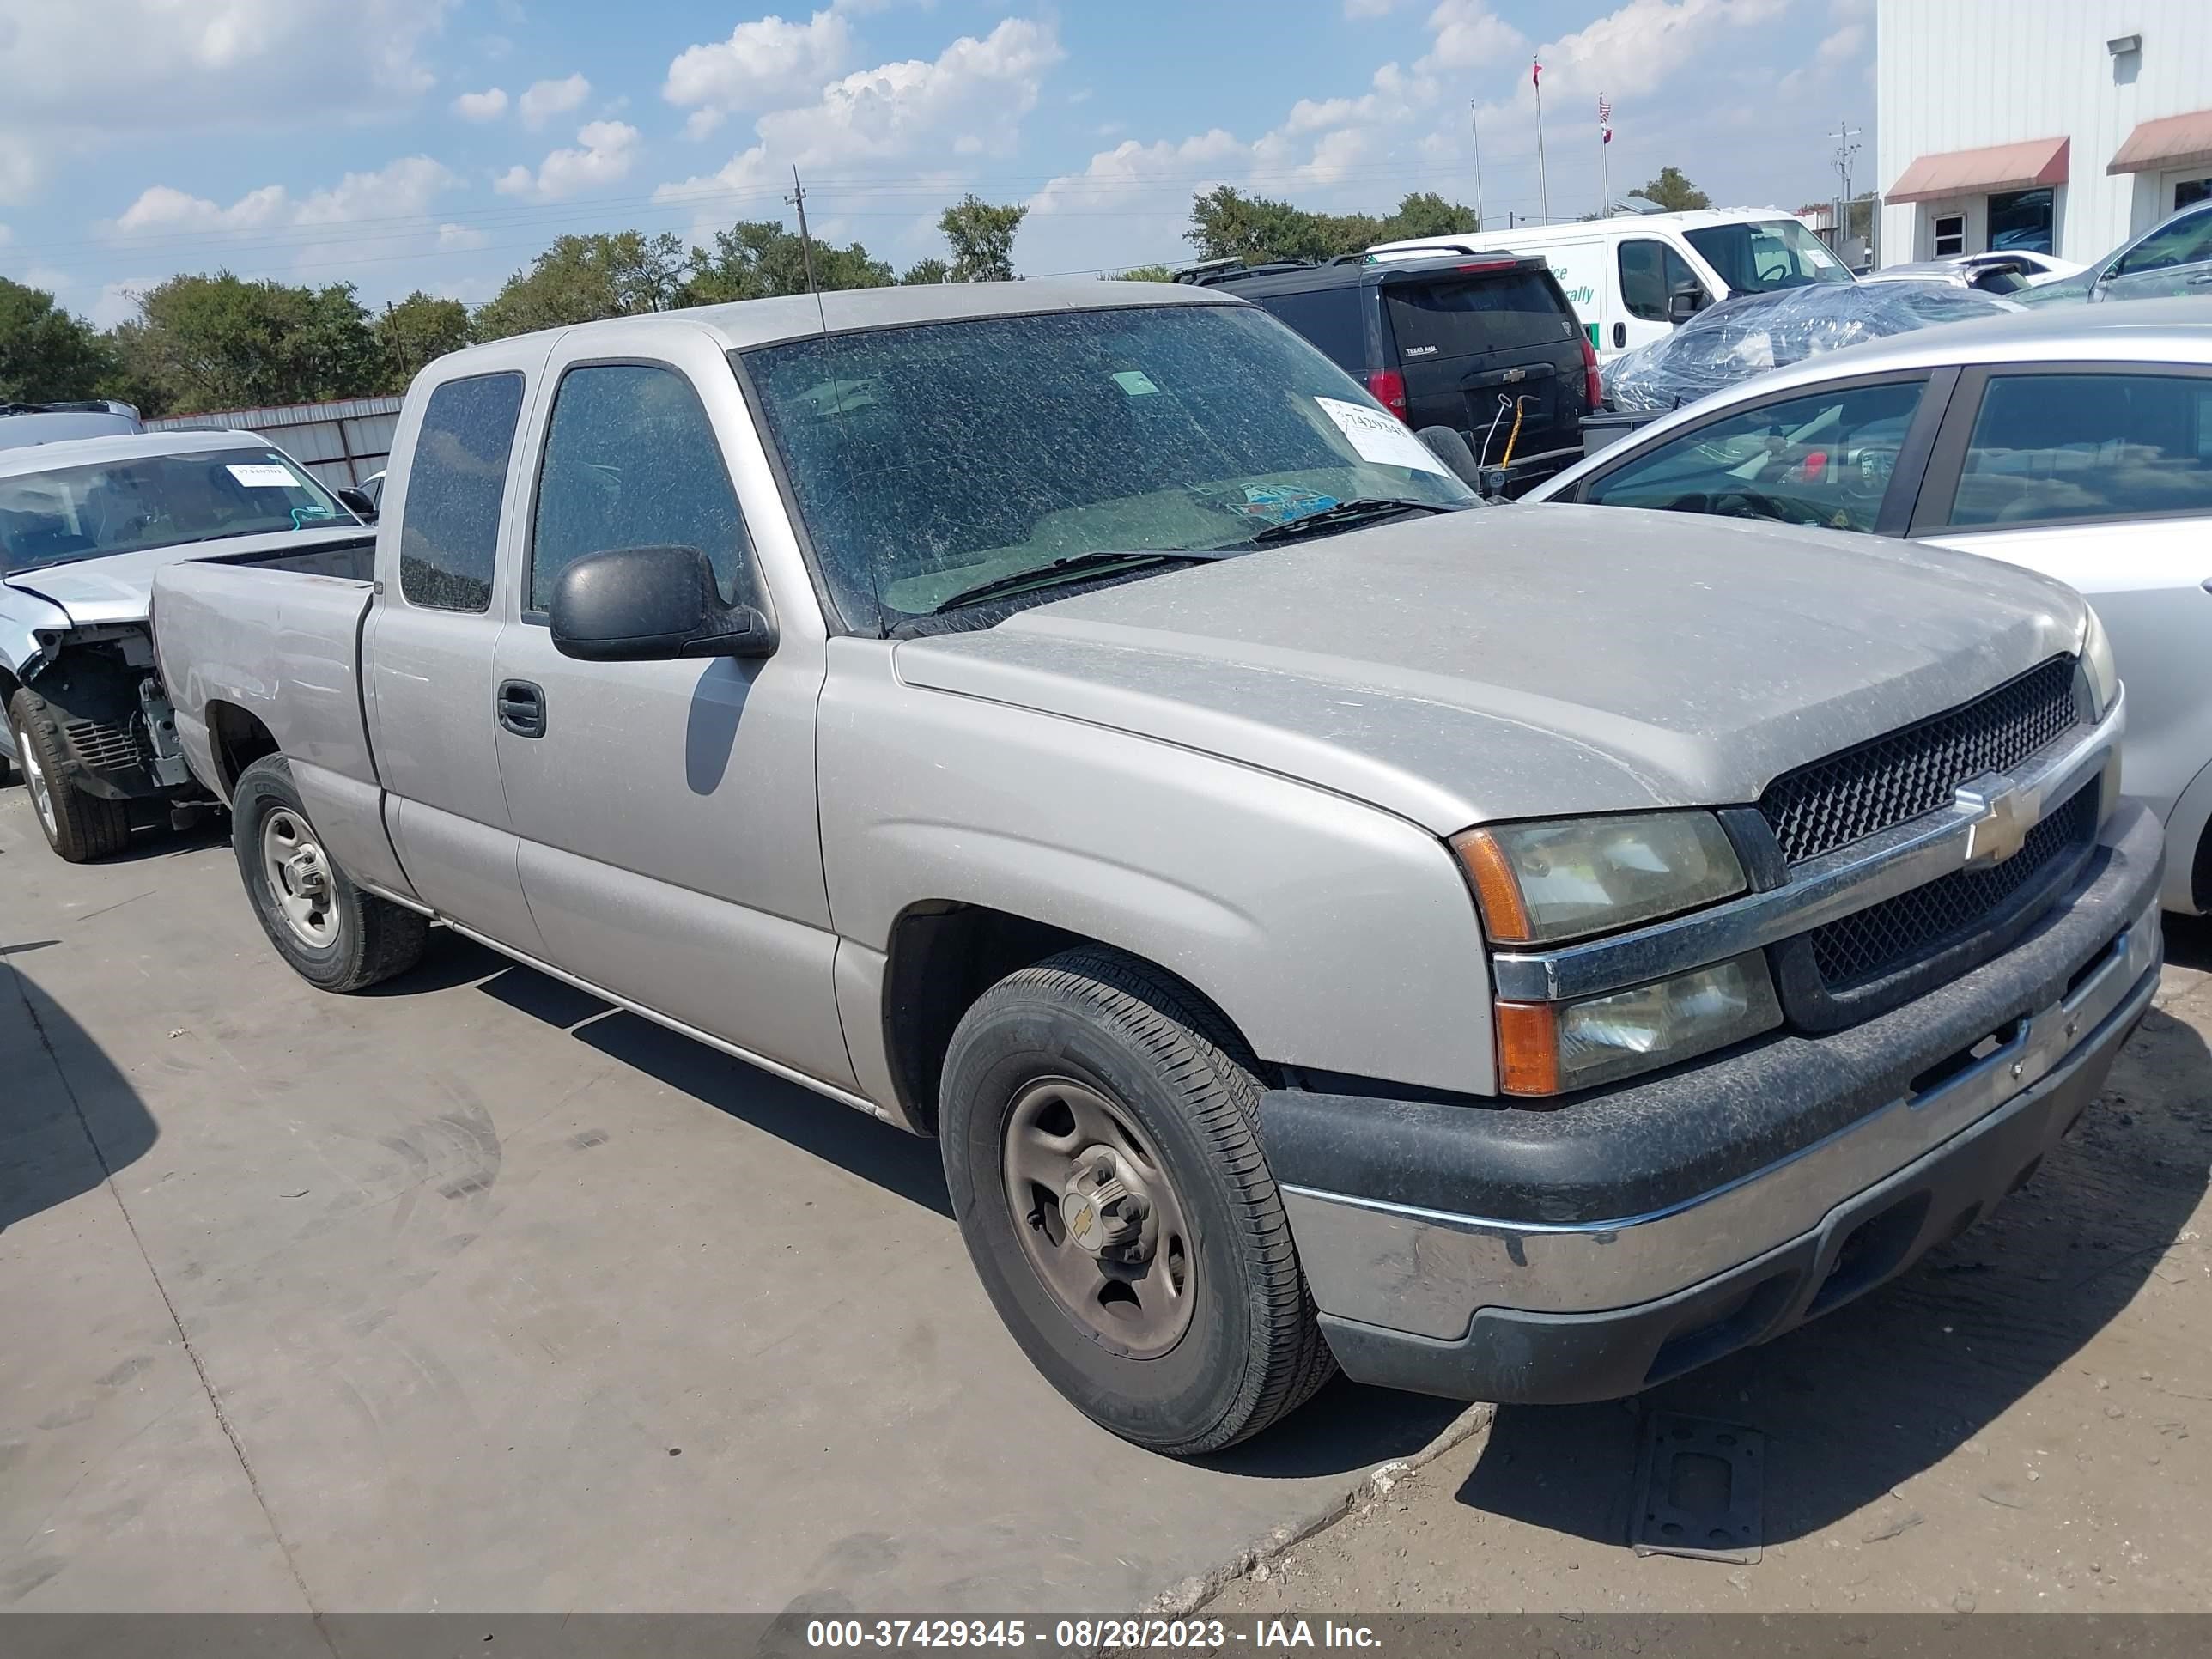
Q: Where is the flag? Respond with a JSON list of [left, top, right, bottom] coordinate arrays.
[[1598, 94, 1613, 144], [1532, 57, 1542, 88]]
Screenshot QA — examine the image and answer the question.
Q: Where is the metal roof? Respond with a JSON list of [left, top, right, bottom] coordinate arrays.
[[146, 395, 404, 432]]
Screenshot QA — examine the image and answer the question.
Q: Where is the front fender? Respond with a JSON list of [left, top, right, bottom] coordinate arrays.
[[818, 641, 1496, 1097]]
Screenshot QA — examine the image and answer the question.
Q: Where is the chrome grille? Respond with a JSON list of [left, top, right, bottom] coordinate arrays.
[[1808, 785, 2100, 989], [1760, 657, 2080, 865], [62, 718, 140, 772]]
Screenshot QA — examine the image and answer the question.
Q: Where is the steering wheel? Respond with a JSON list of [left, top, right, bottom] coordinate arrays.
[[1711, 489, 1826, 528], [1758, 263, 1790, 284]]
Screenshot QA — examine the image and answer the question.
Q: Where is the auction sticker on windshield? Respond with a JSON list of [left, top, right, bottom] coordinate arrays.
[[227, 464, 299, 488], [1314, 396, 1451, 477]]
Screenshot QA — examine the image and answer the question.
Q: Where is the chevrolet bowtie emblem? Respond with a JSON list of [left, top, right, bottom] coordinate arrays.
[[1960, 777, 2035, 867]]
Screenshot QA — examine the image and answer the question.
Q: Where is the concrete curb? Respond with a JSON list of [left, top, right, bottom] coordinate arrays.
[[1141, 1402, 1498, 1616]]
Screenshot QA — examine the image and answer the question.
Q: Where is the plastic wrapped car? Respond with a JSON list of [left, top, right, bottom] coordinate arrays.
[[1601, 282, 2018, 412]]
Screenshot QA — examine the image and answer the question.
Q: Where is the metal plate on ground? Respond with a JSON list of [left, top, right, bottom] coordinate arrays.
[[1630, 1412, 1765, 1564]]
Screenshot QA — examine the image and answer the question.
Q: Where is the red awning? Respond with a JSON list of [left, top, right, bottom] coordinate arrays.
[[1887, 137, 2069, 204], [2108, 110, 2212, 176]]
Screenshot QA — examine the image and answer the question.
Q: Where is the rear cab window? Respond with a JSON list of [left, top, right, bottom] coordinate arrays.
[[398, 372, 526, 611]]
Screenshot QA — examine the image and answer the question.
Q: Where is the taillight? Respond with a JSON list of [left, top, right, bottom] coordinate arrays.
[[1579, 335, 1603, 410], [1367, 368, 1409, 422]]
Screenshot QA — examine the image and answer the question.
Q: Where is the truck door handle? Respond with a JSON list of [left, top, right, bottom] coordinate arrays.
[[1613, 321, 1626, 349], [496, 679, 546, 738]]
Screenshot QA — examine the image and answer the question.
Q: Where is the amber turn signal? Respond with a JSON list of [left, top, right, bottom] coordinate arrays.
[[1450, 827, 1534, 944], [1494, 1000, 1562, 1097]]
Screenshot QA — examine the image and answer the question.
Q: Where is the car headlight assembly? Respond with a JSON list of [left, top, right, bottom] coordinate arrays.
[[1450, 811, 1747, 946], [1496, 953, 1784, 1096], [2076, 606, 2118, 724]]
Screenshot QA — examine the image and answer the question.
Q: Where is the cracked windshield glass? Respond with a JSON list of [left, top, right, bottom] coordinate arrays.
[[741, 302, 1476, 634]]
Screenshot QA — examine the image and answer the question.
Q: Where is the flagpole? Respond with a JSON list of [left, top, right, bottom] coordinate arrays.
[[1533, 59, 1549, 222], [1469, 100, 1486, 231], [1600, 100, 1610, 216]]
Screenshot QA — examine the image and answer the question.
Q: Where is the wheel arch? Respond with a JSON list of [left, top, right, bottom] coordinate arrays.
[[204, 699, 282, 804], [878, 901, 1263, 1137]]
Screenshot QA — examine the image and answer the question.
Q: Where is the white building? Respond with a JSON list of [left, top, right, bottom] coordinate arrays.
[[1878, 0, 2210, 265]]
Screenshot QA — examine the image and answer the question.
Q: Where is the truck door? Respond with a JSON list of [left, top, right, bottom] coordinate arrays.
[[1614, 236, 1705, 355], [365, 359, 548, 957], [488, 333, 854, 1091]]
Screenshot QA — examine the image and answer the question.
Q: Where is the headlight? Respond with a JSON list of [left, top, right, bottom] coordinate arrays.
[[1451, 811, 1747, 945], [2077, 606, 2118, 724], [1496, 953, 1784, 1096]]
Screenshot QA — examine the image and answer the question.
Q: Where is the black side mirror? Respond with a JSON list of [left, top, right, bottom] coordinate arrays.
[[1415, 424, 1486, 489], [549, 544, 777, 663], [1666, 285, 1705, 325], [336, 486, 377, 523]]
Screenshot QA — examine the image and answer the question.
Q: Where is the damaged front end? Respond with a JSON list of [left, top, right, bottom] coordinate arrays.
[[10, 620, 199, 805]]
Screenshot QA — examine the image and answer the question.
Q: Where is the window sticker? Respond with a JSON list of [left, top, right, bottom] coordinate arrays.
[[227, 464, 298, 488], [1221, 484, 1340, 527], [1112, 369, 1160, 396], [1314, 395, 1452, 476]]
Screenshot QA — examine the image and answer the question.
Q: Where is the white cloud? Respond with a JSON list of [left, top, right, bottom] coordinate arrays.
[[1344, 0, 1403, 15], [453, 86, 509, 121], [1419, 0, 1526, 73], [1029, 130, 1245, 217], [664, 9, 851, 141], [436, 222, 489, 251], [1817, 22, 1865, 65], [1525, 0, 1785, 103], [91, 279, 155, 330], [111, 156, 460, 235], [495, 120, 641, 201], [0, 0, 452, 202], [517, 72, 591, 130], [0, 224, 10, 247], [656, 19, 1062, 208]]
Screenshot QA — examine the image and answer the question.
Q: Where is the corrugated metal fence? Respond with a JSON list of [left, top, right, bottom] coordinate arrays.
[[145, 396, 404, 491]]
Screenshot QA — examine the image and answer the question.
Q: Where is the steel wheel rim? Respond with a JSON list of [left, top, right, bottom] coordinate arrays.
[[17, 727, 57, 838], [1001, 1076, 1198, 1358], [261, 809, 338, 948]]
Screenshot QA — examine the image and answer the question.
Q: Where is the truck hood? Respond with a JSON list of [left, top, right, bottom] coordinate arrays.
[[892, 503, 2088, 834], [1, 526, 369, 629]]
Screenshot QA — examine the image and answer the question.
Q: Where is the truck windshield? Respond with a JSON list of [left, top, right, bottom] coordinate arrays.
[[1685, 219, 1852, 295], [740, 303, 1477, 634], [0, 447, 346, 575]]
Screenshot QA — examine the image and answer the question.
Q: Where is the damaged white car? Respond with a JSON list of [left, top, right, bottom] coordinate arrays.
[[1, 430, 374, 861]]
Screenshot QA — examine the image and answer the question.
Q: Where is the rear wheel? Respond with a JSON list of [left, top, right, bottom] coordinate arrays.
[[231, 755, 428, 992], [939, 948, 1334, 1455], [8, 687, 131, 863]]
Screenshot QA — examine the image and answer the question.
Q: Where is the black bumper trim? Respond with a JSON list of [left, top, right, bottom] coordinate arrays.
[[1316, 957, 2156, 1405], [1261, 799, 2162, 1226]]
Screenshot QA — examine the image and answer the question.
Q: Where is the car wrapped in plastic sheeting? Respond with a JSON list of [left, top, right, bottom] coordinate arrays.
[[1602, 282, 2020, 412]]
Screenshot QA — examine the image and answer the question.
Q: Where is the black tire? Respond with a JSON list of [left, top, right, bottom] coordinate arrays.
[[230, 755, 428, 992], [8, 686, 131, 863], [939, 947, 1334, 1455]]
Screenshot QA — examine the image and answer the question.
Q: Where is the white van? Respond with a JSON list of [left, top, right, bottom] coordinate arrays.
[[1368, 208, 1855, 361]]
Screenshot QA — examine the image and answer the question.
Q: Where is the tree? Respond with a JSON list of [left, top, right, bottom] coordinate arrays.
[[106, 273, 380, 416], [1374, 191, 1479, 242], [375, 292, 471, 391], [681, 220, 892, 304], [939, 195, 1027, 282], [1105, 264, 1178, 283], [0, 277, 113, 404], [1635, 167, 1711, 211], [899, 257, 951, 286], [472, 231, 688, 342]]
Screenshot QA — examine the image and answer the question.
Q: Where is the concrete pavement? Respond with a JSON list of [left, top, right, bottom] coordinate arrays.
[[0, 788, 1469, 1613]]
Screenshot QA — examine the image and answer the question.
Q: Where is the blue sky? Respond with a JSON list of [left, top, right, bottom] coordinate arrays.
[[0, 0, 1873, 326]]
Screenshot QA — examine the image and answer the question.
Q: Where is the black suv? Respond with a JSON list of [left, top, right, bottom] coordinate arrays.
[[1182, 249, 1599, 496]]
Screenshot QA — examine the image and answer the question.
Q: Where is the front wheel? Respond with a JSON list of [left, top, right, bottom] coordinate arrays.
[[230, 755, 428, 992], [8, 687, 130, 863], [939, 948, 1334, 1455]]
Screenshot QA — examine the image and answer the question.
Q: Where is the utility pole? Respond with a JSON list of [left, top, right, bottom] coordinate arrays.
[[1469, 100, 1486, 231], [787, 167, 819, 295], [1829, 119, 1863, 260]]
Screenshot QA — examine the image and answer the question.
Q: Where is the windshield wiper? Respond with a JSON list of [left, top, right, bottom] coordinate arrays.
[[928, 549, 1231, 615], [1237, 497, 1458, 545]]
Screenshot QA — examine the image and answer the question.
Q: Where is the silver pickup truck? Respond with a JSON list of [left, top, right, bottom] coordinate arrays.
[[151, 281, 2163, 1455]]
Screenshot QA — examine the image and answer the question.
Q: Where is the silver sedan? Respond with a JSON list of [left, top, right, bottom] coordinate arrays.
[[1532, 296, 2212, 915]]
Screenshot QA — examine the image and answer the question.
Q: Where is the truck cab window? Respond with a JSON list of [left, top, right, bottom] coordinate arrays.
[[398, 372, 525, 612], [528, 363, 755, 614], [1618, 239, 1700, 322]]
